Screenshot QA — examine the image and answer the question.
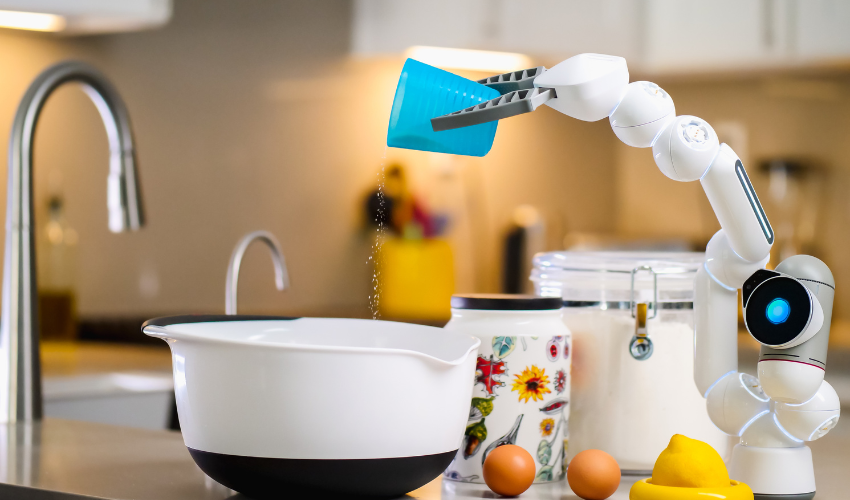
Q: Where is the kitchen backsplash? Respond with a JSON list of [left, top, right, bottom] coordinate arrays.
[[0, 0, 847, 323]]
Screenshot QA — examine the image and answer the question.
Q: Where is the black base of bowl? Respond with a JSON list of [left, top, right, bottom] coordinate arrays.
[[188, 447, 457, 499]]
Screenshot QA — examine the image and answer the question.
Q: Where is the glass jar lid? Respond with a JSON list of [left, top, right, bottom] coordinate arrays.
[[451, 294, 562, 311], [531, 251, 704, 312]]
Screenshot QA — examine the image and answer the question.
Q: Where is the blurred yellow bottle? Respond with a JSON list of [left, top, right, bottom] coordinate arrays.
[[378, 238, 454, 322]]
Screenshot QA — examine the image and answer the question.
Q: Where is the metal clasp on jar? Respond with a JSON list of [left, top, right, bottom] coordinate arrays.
[[629, 302, 654, 360], [630, 265, 657, 319]]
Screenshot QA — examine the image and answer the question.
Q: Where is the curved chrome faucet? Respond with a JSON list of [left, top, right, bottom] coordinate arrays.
[[226, 231, 289, 315], [1, 61, 145, 423]]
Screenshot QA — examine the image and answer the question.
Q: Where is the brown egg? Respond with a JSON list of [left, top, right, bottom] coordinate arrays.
[[567, 449, 621, 500], [482, 445, 536, 497]]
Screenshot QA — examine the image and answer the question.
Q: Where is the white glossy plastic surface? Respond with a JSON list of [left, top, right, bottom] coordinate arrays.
[[609, 81, 675, 148], [704, 230, 769, 289], [652, 115, 720, 182], [759, 359, 824, 404], [701, 144, 773, 263], [144, 318, 481, 460], [739, 411, 803, 447], [533, 53, 628, 122], [694, 264, 738, 396], [728, 444, 815, 495], [775, 381, 840, 441], [706, 372, 770, 436]]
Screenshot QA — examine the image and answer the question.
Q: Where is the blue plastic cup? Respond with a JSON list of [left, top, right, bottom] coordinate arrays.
[[387, 59, 500, 157]]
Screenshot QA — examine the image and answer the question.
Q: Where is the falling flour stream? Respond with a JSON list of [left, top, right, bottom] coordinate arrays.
[[368, 149, 388, 319]]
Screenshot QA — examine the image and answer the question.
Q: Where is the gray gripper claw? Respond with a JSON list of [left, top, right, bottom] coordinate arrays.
[[431, 87, 555, 132], [477, 66, 547, 95]]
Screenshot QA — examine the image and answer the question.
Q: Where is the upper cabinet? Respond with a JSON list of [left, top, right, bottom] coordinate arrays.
[[640, 1, 771, 72], [352, 0, 850, 74], [0, 0, 171, 34], [794, 0, 850, 61], [351, 0, 643, 61]]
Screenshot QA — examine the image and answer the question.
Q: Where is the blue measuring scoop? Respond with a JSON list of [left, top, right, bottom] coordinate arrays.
[[387, 59, 499, 157]]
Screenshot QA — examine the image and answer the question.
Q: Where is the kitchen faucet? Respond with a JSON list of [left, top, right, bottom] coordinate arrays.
[[225, 231, 288, 315], [1, 61, 144, 423]]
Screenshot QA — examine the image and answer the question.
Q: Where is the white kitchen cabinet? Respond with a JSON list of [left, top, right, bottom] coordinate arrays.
[[794, 0, 850, 61], [352, 0, 850, 74], [492, 0, 642, 61], [641, 1, 769, 72], [351, 0, 641, 61], [352, 0, 492, 56], [0, 0, 171, 34]]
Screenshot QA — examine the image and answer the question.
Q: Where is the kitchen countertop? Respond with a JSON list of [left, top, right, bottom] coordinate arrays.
[[0, 418, 847, 500], [41, 341, 172, 377]]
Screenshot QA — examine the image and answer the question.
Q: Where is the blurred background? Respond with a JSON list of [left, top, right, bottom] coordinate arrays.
[[2, 0, 850, 428]]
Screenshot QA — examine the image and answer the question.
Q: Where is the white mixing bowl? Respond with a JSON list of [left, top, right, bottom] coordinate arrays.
[[143, 315, 480, 498]]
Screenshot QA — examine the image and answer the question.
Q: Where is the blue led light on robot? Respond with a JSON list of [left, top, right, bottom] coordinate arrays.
[[766, 298, 791, 324]]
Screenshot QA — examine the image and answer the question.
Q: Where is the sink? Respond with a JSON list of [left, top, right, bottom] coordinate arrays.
[[43, 371, 174, 430]]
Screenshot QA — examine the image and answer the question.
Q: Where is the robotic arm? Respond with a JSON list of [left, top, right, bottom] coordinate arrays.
[[430, 53, 839, 499]]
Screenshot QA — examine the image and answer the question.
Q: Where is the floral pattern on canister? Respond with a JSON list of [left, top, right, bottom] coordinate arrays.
[[464, 419, 487, 458], [554, 369, 567, 394], [539, 398, 569, 415], [475, 355, 507, 395], [512, 365, 551, 403], [444, 317, 571, 485], [492, 336, 517, 359], [464, 397, 496, 459], [540, 418, 556, 436], [545, 337, 560, 361]]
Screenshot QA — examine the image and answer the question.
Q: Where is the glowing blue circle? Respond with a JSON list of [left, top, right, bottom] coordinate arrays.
[[766, 298, 791, 324]]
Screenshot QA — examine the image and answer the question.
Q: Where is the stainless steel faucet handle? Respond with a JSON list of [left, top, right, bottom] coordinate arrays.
[[225, 231, 289, 315]]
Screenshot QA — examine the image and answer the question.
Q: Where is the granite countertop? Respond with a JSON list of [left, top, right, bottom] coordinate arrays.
[[1, 418, 848, 500]]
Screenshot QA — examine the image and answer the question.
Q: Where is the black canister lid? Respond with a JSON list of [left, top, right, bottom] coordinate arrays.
[[450, 294, 562, 311]]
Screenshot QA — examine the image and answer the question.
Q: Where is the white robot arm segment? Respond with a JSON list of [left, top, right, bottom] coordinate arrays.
[[702, 144, 774, 263], [533, 53, 629, 122], [706, 372, 770, 436], [694, 261, 739, 395], [427, 53, 837, 497], [651, 115, 719, 182], [775, 381, 840, 441], [609, 81, 675, 147]]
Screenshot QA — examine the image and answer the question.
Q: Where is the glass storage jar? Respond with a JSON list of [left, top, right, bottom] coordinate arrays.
[[531, 252, 730, 474]]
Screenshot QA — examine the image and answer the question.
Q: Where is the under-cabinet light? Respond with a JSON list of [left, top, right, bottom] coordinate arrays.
[[0, 10, 65, 32], [404, 46, 532, 73]]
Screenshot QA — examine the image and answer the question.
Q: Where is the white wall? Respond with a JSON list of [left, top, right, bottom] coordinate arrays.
[[0, 0, 617, 319]]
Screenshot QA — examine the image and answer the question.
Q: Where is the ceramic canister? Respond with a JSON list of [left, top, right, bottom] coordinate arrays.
[[442, 294, 571, 484]]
